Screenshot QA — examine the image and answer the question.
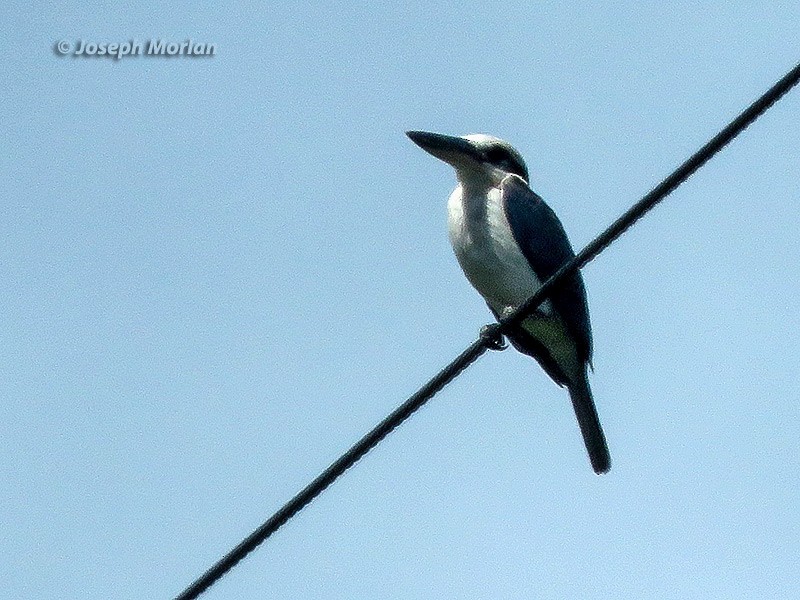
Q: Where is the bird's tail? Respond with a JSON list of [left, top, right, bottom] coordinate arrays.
[[568, 374, 611, 474]]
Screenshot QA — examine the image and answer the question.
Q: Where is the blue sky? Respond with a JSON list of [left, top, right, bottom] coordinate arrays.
[[3, 2, 799, 599]]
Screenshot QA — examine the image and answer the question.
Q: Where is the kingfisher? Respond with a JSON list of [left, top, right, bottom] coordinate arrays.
[[407, 131, 610, 474]]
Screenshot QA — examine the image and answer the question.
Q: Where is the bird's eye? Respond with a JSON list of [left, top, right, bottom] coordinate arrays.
[[484, 147, 509, 164]]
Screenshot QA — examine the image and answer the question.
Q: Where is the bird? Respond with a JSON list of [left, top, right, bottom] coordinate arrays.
[[406, 130, 610, 474]]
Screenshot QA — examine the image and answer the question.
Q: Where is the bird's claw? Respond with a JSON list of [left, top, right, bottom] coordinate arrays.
[[479, 323, 507, 351]]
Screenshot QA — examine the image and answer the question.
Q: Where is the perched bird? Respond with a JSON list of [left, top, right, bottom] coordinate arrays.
[[407, 131, 610, 474]]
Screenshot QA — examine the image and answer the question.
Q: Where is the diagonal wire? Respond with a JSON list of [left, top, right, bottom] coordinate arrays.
[[174, 61, 800, 600], [503, 61, 800, 333]]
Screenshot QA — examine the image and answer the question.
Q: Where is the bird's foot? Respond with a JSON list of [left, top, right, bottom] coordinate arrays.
[[479, 323, 507, 351]]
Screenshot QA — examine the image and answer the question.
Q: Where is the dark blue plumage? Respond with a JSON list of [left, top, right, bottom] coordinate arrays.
[[501, 175, 592, 374]]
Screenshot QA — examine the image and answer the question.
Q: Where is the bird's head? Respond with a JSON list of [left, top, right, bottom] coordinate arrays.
[[406, 130, 529, 185]]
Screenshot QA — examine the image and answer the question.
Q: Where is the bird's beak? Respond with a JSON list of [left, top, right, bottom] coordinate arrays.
[[406, 130, 481, 167]]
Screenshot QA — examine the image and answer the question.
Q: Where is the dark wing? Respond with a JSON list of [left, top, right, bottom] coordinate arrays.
[[501, 175, 592, 364]]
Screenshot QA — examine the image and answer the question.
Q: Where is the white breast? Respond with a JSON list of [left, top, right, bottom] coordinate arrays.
[[447, 182, 551, 315]]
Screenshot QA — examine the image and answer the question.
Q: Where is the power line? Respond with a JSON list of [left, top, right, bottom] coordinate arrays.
[[174, 61, 800, 600]]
